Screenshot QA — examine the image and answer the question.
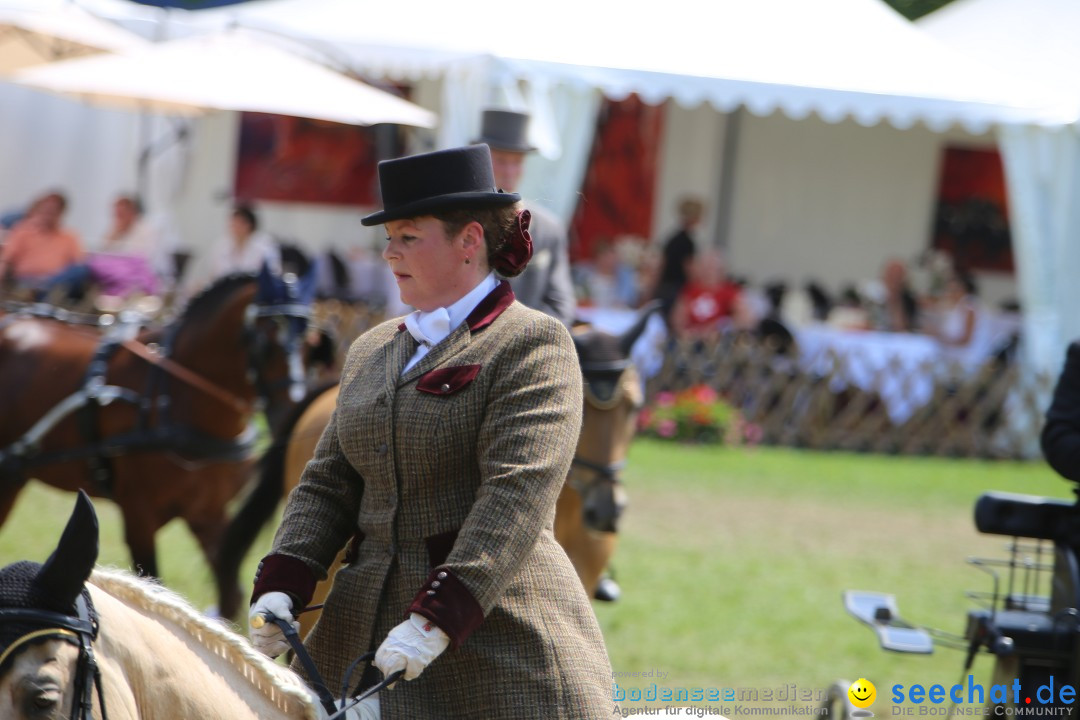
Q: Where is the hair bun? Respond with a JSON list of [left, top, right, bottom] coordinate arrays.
[[493, 209, 532, 277]]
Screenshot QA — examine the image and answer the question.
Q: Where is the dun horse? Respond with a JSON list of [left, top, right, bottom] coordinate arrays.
[[0, 272, 312, 619], [219, 304, 654, 635], [0, 492, 323, 720]]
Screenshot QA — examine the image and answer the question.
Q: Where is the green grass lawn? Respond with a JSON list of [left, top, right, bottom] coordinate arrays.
[[0, 440, 1068, 715]]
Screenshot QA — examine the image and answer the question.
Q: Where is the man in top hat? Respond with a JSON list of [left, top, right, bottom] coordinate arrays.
[[474, 109, 576, 327], [476, 110, 627, 603]]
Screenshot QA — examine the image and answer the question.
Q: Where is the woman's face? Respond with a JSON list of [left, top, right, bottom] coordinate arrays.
[[230, 215, 253, 243], [383, 216, 478, 311]]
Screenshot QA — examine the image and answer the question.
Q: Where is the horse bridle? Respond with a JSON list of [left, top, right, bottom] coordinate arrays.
[[0, 592, 106, 720], [569, 358, 638, 529], [244, 300, 312, 408]]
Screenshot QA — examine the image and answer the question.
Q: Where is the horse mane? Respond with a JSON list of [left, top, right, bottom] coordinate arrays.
[[88, 569, 322, 720], [175, 273, 257, 331]]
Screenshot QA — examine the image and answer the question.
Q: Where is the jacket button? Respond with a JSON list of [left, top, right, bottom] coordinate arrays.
[[437, 571, 448, 580], [377, 443, 388, 455], [431, 580, 441, 589], [427, 590, 437, 596], [440, 383, 451, 393]]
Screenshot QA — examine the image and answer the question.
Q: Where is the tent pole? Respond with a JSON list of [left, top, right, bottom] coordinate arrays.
[[713, 106, 742, 250]]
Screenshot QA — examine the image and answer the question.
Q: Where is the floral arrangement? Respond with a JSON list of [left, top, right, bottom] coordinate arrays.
[[639, 384, 762, 446]]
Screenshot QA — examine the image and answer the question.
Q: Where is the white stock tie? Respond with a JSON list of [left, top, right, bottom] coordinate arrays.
[[404, 307, 451, 348]]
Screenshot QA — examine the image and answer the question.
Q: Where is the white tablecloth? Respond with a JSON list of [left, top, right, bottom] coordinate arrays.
[[795, 325, 944, 424]]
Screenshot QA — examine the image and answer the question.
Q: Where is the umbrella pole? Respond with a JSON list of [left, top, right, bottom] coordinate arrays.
[[137, 109, 152, 198]]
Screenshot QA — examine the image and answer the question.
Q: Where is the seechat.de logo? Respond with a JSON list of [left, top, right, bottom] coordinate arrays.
[[849, 678, 877, 717]]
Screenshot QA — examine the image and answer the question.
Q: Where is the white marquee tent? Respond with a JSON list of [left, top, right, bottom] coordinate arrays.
[[918, 0, 1080, 383], [217, 0, 1078, 374], [1, 0, 1075, 375]]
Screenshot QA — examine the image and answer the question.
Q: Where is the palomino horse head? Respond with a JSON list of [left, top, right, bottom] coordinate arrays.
[[0, 493, 325, 720], [0, 491, 99, 720], [570, 303, 657, 533]]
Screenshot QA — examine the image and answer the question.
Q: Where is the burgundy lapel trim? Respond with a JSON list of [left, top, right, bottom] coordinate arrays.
[[466, 280, 515, 332]]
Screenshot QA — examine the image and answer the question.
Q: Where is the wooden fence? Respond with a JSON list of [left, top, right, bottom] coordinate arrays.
[[645, 333, 1052, 459]]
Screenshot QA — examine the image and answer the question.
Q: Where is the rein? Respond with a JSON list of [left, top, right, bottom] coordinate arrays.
[[257, 612, 403, 719], [0, 593, 106, 720], [121, 339, 253, 415]]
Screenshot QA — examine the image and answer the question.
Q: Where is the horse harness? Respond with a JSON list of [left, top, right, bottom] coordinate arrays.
[[568, 356, 638, 532], [0, 299, 309, 494], [0, 591, 106, 720]]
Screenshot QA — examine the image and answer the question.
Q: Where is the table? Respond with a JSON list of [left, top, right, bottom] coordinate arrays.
[[794, 325, 944, 424]]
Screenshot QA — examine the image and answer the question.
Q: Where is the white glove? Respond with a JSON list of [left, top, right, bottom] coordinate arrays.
[[374, 613, 450, 683], [341, 693, 380, 720], [248, 591, 299, 658]]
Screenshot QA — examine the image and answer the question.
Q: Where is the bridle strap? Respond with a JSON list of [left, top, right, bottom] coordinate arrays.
[[0, 627, 77, 669], [0, 594, 105, 720], [121, 339, 253, 415], [571, 456, 625, 479]]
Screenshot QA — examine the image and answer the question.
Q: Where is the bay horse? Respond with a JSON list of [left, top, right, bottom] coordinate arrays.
[[218, 303, 655, 636], [0, 491, 323, 720], [0, 270, 313, 620]]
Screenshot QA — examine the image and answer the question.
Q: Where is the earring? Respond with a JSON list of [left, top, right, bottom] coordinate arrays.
[[464, 257, 471, 264]]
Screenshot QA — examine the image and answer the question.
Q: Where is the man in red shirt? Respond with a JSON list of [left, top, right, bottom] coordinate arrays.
[[671, 249, 744, 339]]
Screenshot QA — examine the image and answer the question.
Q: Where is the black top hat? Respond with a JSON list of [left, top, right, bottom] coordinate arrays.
[[361, 145, 520, 226], [472, 109, 536, 153]]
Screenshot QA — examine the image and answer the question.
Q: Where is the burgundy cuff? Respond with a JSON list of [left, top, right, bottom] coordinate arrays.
[[407, 566, 484, 649], [250, 553, 317, 608]]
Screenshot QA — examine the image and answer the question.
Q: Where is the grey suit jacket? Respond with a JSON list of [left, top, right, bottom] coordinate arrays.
[[507, 202, 577, 326]]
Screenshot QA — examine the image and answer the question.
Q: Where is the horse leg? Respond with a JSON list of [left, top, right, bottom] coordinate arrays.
[[580, 530, 618, 600], [554, 483, 621, 599], [554, 484, 594, 594], [186, 511, 240, 619], [121, 506, 160, 580], [0, 475, 27, 529], [185, 462, 252, 620]]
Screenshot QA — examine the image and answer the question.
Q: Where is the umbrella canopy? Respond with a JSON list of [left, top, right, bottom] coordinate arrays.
[[12, 29, 437, 128], [0, 3, 149, 74]]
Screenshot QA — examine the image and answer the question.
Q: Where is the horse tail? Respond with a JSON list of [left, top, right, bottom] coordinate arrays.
[[215, 379, 340, 611]]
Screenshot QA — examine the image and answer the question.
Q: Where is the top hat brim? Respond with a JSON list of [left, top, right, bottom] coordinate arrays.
[[361, 189, 520, 226], [472, 137, 536, 153]]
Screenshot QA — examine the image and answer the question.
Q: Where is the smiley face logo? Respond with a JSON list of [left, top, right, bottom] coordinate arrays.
[[848, 678, 876, 709]]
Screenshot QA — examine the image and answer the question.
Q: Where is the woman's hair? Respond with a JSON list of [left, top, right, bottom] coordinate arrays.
[[677, 196, 704, 224], [35, 191, 68, 213], [117, 194, 144, 216], [954, 270, 978, 296], [233, 204, 258, 231], [434, 201, 527, 277]]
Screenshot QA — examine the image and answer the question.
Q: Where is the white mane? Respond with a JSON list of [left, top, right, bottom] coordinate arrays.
[[89, 569, 323, 720]]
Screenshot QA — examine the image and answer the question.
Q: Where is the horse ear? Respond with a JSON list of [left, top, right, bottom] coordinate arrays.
[[35, 490, 99, 606], [618, 300, 661, 357]]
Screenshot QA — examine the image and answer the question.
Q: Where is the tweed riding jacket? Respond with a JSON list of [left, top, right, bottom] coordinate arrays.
[[253, 281, 614, 718]]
